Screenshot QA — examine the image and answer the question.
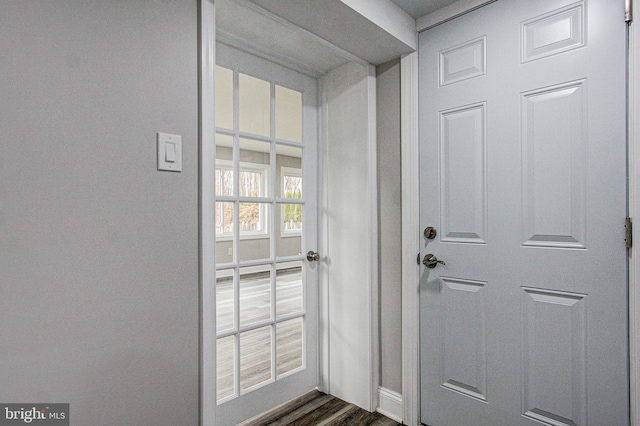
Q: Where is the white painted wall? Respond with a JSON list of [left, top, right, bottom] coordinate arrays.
[[0, 2, 199, 424], [323, 61, 379, 412]]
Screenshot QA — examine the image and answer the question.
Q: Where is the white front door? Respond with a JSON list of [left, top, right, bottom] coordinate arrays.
[[214, 43, 319, 425], [419, 1, 629, 425]]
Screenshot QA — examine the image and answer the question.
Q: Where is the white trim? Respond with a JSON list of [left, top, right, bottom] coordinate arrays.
[[367, 64, 381, 413], [629, 4, 640, 425], [318, 77, 330, 395], [377, 387, 403, 423], [400, 51, 421, 426], [199, 1, 216, 425], [217, 0, 367, 76], [216, 30, 326, 79], [339, 0, 417, 49], [416, 0, 497, 32]]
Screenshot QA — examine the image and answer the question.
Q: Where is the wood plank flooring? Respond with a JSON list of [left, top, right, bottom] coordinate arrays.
[[217, 269, 400, 426], [238, 390, 401, 426]]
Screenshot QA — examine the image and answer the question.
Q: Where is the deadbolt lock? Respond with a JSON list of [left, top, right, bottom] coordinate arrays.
[[424, 226, 437, 240]]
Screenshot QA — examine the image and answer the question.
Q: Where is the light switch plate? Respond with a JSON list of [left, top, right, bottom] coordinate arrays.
[[157, 132, 182, 172]]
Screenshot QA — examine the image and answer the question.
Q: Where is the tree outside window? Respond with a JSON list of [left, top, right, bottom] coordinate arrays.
[[282, 168, 302, 235], [216, 161, 269, 238]]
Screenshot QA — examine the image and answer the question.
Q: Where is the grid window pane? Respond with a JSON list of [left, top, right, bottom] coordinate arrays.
[[239, 268, 272, 327], [277, 204, 302, 257], [240, 326, 272, 390], [276, 318, 303, 377], [216, 133, 234, 197], [239, 73, 270, 137], [215, 66, 233, 130], [275, 85, 302, 142], [239, 203, 262, 233], [282, 203, 302, 233], [284, 175, 302, 200], [216, 271, 234, 333], [276, 266, 303, 317], [217, 335, 236, 401], [276, 145, 302, 198], [239, 138, 271, 198], [215, 202, 234, 235]]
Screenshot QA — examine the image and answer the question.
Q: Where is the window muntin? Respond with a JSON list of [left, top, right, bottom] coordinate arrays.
[[215, 160, 270, 240], [214, 64, 307, 404]]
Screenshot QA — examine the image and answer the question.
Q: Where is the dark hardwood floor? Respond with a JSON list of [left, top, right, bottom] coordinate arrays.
[[238, 390, 401, 426]]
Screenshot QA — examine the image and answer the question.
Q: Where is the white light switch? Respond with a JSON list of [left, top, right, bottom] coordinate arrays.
[[165, 142, 176, 163], [157, 133, 182, 172]]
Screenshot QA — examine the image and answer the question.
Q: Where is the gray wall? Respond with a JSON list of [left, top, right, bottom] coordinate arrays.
[[377, 59, 402, 394], [0, 2, 199, 425]]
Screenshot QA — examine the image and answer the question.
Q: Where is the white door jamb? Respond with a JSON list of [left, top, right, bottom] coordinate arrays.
[[199, 0, 217, 425], [628, 4, 640, 424], [400, 51, 421, 426]]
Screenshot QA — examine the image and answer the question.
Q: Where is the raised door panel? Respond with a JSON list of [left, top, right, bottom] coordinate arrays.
[[521, 80, 587, 249], [440, 278, 488, 402], [439, 37, 487, 86], [521, 2, 585, 63], [522, 288, 587, 426], [440, 103, 487, 244]]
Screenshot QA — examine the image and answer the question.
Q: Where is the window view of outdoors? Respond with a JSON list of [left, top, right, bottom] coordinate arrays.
[[215, 168, 265, 235], [283, 174, 302, 233]]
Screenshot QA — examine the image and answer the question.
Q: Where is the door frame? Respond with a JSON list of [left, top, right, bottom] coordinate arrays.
[[628, 5, 640, 425], [400, 51, 420, 426], [402, 2, 640, 425], [200, 1, 216, 425], [199, 1, 382, 424]]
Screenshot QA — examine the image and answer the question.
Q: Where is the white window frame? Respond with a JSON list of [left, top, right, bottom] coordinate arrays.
[[216, 159, 271, 241], [280, 166, 303, 237]]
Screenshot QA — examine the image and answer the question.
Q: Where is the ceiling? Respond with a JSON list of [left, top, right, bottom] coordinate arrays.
[[216, 0, 461, 76], [390, 0, 461, 19]]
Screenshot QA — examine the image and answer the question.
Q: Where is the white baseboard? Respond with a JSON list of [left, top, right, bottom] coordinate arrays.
[[377, 387, 403, 423]]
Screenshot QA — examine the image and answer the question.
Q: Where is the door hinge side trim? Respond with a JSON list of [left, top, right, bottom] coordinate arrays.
[[626, 217, 633, 248], [626, 0, 633, 23]]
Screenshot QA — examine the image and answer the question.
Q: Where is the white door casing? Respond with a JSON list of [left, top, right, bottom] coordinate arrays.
[[419, 1, 629, 425]]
